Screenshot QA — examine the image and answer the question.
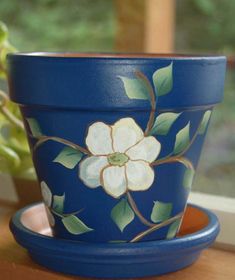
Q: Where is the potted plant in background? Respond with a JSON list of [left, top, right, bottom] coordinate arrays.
[[0, 21, 40, 206]]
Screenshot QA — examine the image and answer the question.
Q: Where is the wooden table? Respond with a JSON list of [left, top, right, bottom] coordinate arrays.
[[1, 204, 235, 280]]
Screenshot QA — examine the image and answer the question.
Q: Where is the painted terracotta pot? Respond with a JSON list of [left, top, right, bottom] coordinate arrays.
[[7, 53, 226, 243]]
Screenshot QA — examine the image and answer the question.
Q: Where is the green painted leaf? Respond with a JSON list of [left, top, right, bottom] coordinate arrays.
[[173, 122, 190, 155], [152, 62, 173, 96], [198, 110, 212, 135], [111, 198, 135, 232], [62, 215, 93, 235], [150, 112, 181, 136], [52, 194, 65, 214], [0, 145, 20, 168], [40, 181, 52, 207], [118, 76, 150, 100], [183, 168, 195, 190], [53, 147, 83, 169], [151, 201, 173, 223], [26, 118, 42, 137], [166, 219, 181, 239]]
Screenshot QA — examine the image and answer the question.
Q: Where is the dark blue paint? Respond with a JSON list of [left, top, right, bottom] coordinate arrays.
[[7, 53, 226, 243], [7, 53, 226, 109], [10, 203, 220, 278]]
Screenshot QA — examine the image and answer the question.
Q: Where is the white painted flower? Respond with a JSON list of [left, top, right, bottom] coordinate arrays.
[[40, 181, 52, 207], [79, 118, 161, 198]]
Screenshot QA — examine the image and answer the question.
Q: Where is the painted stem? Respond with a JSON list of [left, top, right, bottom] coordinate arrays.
[[63, 208, 84, 217], [135, 71, 156, 136], [127, 192, 155, 227], [130, 212, 184, 243], [33, 135, 91, 155], [151, 156, 194, 170], [50, 207, 84, 218], [50, 208, 63, 218], [0, 90, 24, 130]]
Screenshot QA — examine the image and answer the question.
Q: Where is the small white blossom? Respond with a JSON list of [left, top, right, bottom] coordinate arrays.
[[79, 118, 161, 198]]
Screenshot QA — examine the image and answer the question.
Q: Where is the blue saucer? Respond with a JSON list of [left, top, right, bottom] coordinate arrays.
[[10, 203, 219, 278]]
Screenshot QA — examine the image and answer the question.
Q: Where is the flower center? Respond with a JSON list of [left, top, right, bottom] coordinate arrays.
[[108, 152, 129, 167]]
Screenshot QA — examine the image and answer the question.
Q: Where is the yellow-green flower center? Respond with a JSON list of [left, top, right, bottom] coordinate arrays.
[[108, 152, 129, 167]]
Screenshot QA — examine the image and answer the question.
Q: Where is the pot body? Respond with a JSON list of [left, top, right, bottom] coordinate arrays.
[[7, 53, 226, 243]]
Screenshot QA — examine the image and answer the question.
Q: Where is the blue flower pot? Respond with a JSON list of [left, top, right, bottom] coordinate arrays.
[[7, 53, 226, 243]]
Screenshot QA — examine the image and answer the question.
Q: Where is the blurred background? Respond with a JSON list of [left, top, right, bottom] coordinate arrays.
[[0, 0, 234, 206]]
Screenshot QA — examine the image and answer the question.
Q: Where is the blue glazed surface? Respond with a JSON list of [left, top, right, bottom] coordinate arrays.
[[7, 53, 226, 242], [10, 203, 220, 278]]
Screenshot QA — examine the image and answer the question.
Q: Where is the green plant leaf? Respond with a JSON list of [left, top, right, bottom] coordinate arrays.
[[152, 62, 173, 96], [0, 42, 16, 79], [0, 120, 30, 155], [53, 147, 83, 169], [8, 137, 29, 155], [173, 122, 190, 155], [151, 201, 173, 223], [118, 76, 150, 100], [111, 198, 135, 232], [183, 168, 195, 190], [12, 153, 35, 178], [166, 219, 181, 239], [0, 22, 16, 79], [26, 118, 42, 137], [150, 112, 181, 136], [62, 215, 93, 235], [17, 167, 36, 180], [53, 194, 65, 214], [0, 21, 8, 45], [0, 145, 20, 168], [198, 110, 212, 135]]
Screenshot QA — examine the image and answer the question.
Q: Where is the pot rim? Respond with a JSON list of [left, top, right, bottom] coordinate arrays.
[[8, 52, 226, 61], [7, 52, 226, 109]]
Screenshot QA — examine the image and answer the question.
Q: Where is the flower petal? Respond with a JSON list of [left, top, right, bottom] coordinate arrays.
[[86, 122, 113, 155], [112, 118, 144, 152], [126, 160, 154, 191], [79, 156, 108, 188], [101, 166, 127, 198], [126, 136, 161, 163], [40, 181, 52, 207]]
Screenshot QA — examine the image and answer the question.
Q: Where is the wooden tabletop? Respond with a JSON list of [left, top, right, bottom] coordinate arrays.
[[1, 204, 235, 280]]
